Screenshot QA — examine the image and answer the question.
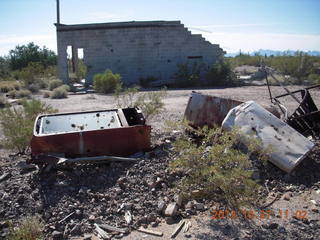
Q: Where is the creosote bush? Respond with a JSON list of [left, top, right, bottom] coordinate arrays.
[[7, 216, 44, 240], [114, 86, 167, 120], [169, 122, 268, 208], [93, 69, 122, 94], [48, 79, 63, 91], [0, 99, 57, 153], [0, 81, 21, 93], [50, 85, 69, 99], [7, 89, 31, 99]]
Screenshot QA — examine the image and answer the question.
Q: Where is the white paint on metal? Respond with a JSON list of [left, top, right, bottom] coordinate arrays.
[[39, 110, 121, 135], [222, 101, 315, 173]]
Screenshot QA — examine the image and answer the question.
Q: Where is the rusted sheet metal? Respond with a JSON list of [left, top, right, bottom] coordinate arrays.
[[184, 92, 243, 128], [30, 108, 151, 163]]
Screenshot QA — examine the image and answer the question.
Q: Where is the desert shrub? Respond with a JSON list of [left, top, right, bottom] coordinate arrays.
[[27, 83, 40, 93], [93, 69, 122, 94], [139, 76, 157, 88], [7, 89, 31, 99], [18, 62, 45, 87], [0, 81, 21, 93], [308, 73, 320, 85], [114, 87, 167, 120], [0, 99, 57, 153], [50, 85, 68, 99], [170, 123, 267, 208], [7, 216, 44, 240], [173, 63, 204, 88], [205, 61, 238, 87], [48, 79, 63, 90]]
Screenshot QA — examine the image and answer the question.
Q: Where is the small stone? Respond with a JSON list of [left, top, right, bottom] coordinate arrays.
[[282, 192, 292, 201], [88, 215, 95, 222], [185, 201, 193, 210], [150, 221, 158, 227], [311, 208, 319, 213], [52, 230, 63, 239], [174, 194, 183, 206], [157, 200, 166, 213], [164, 203, 178, 217], [75, 209, 82, 216], [165, 217, 177, 224], [194, 202, 204, 211], [268, 223, 278, 229]]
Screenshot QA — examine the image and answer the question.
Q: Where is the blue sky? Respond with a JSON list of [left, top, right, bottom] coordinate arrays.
[[0, 0, 319, 55]]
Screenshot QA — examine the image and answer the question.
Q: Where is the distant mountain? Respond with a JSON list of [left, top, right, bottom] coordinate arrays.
[[225, 49, 320, 57]]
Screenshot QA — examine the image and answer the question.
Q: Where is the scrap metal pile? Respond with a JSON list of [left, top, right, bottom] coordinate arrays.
[[185, 84, 319, 173]]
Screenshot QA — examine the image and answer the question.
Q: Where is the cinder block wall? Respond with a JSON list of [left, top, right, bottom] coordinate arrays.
[[56, 21, 224, 86]]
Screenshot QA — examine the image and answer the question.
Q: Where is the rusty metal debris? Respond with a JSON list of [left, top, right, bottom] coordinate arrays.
[[275, 85, 320, 138], [30, 107, 151, 165], [264, 66, 320, 138], [184, 92, 243, 128]]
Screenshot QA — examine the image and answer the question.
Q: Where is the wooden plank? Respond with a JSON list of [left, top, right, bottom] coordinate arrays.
[[136, 227, 163, 237], [99, 223, 128, 234]]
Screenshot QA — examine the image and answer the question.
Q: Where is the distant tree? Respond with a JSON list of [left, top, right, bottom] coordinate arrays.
[[9, 42, 56, 70], [0, 56, 11, 79]]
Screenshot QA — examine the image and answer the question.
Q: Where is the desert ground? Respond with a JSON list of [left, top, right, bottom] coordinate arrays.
[[1, 85, 319, 240]]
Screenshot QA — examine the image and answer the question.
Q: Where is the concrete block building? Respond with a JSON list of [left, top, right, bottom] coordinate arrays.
[[56, 20, 225, 86]]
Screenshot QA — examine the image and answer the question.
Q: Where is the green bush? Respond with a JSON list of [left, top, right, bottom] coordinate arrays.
[[205, 61, 238, 87], [0, 99, 57, 153], [27, 83, 40, 93], [48, 79, 63, 90], [7, 216, 44, 240], [173, 63, 204, 88], [50, 85, 69, 99], [114, 87, 167, 120], [93, 69, 122, 94], [170, 124, 266, 208], [7, 89, 31, 99]]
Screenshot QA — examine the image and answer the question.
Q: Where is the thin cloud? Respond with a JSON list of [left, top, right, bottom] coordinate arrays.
[[0, 34, 56, 56]]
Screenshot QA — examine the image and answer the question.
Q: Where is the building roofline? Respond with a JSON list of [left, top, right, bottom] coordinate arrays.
[[55, 20, 182, 32]]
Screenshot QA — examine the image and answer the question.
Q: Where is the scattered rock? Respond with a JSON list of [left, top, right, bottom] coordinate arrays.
[[52, 230, 63, 239], [164, 203, 178, 217], [282, 192, 292, 201]]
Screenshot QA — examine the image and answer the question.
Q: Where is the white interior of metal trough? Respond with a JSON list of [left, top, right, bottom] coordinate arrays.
[[39, 110, 121, 135]]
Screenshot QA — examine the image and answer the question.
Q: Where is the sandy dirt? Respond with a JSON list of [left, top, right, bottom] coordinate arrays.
[[1, 85, 319, 240]]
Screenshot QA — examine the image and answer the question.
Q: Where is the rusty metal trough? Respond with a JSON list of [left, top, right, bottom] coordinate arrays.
[[184, 92, 243, 128], [30, 108, 151, 164]]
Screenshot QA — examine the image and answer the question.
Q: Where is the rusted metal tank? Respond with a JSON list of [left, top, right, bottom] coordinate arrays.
[[30, 108, 151, 164], [184, 92, 243, 128]]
